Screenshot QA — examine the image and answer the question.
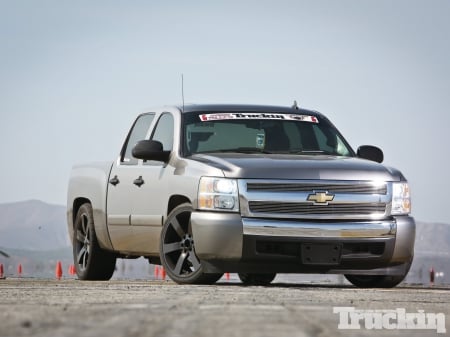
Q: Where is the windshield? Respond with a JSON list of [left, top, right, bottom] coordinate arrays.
[[182, 112, 354, 157]]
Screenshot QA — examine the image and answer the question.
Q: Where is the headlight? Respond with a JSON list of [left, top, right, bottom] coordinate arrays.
[[391, 182, 411, 215], [198, 177, 239, 212]]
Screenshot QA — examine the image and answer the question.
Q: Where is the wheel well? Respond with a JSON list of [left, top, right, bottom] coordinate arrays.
[[73, 197, 91, 227], [167, 195, 191, 215]]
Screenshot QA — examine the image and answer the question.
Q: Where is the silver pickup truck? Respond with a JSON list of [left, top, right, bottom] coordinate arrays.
[[67, 104, 415, 287]]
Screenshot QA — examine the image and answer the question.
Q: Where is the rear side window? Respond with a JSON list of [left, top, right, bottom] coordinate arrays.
[[121, 113, 155, 164]]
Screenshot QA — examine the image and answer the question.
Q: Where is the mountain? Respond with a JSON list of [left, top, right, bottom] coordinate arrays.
[[0, 200, 70, 251]]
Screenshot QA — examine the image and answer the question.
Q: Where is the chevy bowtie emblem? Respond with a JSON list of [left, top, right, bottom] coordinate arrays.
[[307, 191, 335, 205]]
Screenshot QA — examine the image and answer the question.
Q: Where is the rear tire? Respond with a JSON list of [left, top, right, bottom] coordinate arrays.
[[160, 203, 223, 284], [238, 273, 276, 286], [73, 203, 116, 280]]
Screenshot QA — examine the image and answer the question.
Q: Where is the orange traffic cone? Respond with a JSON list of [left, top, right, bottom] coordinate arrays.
[[17, 264, 23, 278], [154, 265, 160, 279], [0, 263, 4, 279], [55, 261, 63, 280], [161, 267, 166, 280]]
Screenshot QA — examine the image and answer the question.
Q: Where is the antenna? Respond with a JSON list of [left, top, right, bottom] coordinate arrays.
[[181, 74, 185, 112]]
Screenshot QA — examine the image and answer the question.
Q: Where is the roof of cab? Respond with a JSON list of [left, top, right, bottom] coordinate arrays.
[[175, 103, 323, 117]]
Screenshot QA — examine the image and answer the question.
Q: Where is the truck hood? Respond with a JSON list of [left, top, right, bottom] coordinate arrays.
[[190, 153, 404, 181]]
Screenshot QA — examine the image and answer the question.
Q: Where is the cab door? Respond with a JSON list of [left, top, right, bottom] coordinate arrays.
[[106, 113, 155, 251], [127, 113, 175, 254]]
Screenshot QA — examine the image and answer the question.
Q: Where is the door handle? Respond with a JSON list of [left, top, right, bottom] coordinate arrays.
[[133, 176, 145, 187], [109, 175, 120, 186]]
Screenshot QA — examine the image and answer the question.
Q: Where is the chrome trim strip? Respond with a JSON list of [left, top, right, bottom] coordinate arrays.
[[130, 214, 163, 226], [242, 218, 396, 238], [107, 215, 130, 226]]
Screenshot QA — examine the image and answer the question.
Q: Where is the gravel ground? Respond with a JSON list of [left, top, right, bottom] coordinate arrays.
[[0, 279, 449, 337]]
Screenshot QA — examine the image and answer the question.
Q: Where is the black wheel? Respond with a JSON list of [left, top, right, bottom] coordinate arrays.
[[160, 203, 223, 284], [345, 261, 412, 288], [73, 203, 116, 280], [238, 273, 276, 286]]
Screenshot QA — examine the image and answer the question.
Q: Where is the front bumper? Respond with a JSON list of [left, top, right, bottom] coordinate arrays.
[[190, 212, 415, 274], [242, 218, 396, 238]]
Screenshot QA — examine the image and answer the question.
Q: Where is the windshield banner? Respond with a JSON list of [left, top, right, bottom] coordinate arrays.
[[199, 113, 319, 123]]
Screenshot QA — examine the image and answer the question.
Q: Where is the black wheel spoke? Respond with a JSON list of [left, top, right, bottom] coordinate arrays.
[[163, 242, 182, 254], [170, 216, 186, 239], [173, 252, 188, 276], [82, 249, 88, 268], [77, 246, 87, 265], [85, 232, 90, 245], [187, 251, 201, 270], [81, 215, 88, 234], [76, 229, 85, 243]]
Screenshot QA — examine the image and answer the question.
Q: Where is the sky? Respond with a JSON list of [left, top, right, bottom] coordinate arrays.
[[1, 0, 449, 223]]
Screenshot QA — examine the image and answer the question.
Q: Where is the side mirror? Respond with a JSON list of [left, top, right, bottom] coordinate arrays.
[[132, 140, 170, 162], [357, 145, 384, 163]]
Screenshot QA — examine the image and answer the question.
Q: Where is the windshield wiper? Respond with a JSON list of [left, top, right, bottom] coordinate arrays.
[[287, 150, 337, 155], [198, 147, 273, 154]]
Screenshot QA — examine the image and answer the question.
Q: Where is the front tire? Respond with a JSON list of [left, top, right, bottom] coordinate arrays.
[[344, 274, 405, 288], [238, 273, 276, 286], [344, 260, 412, 288], [160, 203, 223, 284], [73, 203, 116, 280]]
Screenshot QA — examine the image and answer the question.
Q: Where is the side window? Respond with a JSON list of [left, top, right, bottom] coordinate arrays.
[[121, 113, 155, 164], [151, 113, 174, 151]]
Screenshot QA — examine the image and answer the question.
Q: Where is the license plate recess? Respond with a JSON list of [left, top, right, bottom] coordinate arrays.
[[301, 243, 342, 265]]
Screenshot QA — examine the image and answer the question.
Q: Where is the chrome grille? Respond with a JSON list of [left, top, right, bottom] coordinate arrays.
[[246, 182, 387, 194], [248, 201, 386, 216], [239, 179, 391, 220]]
